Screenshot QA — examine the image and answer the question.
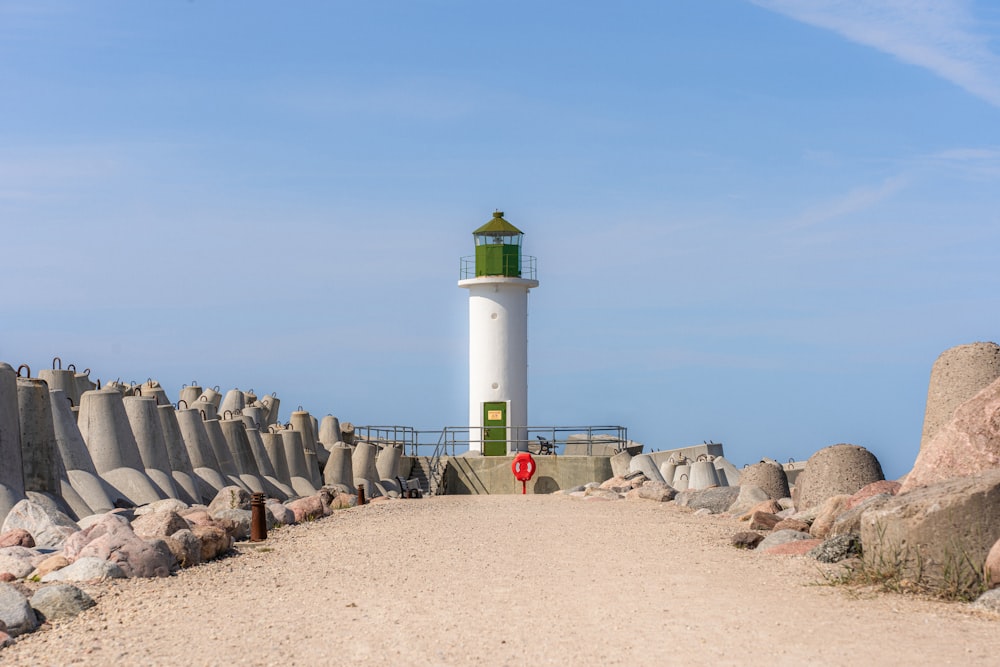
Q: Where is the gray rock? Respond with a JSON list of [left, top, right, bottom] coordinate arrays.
[[63, 514, 174, 578], [164, 529, 202, 568], [971, 588, 1000, 613], [757, 529, 814, 552], [40, 556, 126, 583], [625, 483, 676, 503], [0, 553, 34, 579], [0, 582, 37, 636], [676, 486, 740, 514], [808, 534, 861, 563], [30, 583, 95, 622], [727, 485, 771, 516], [208, 486, 251, 515], [0, 499, 78, 549], [565, 485, 587, 494], [829, 493, 893, 538], [133, 498, 189, 516], [130, 510, 190, 539], [212, 508, 253, 540]]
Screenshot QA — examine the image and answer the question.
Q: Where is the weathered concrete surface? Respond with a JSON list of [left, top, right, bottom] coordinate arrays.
[[0, 363, 27, 527], [919, 342, 1000, 452], [445, 456, 613, 494], [739, 461, 789, 500], [794, 444, 884, 511]]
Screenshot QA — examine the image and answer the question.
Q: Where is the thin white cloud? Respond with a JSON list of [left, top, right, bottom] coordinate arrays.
[[787, 175, 907, 228], [751, 0, 1000, 108]]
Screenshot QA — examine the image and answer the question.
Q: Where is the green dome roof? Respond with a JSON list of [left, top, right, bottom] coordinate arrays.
[[473, 210, 523, 236]]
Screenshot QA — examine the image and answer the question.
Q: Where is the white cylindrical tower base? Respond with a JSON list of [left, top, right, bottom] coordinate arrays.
[[459, 276, 539, 454]]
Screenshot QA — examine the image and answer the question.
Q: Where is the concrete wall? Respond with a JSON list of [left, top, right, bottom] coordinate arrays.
[[646, 443, 724, 467], [444, 455, 612, 495]]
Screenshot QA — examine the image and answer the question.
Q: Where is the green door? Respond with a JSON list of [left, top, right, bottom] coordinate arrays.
[[482, 402, 507, 456]]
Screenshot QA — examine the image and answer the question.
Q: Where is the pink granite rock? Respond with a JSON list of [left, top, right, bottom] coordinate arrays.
[[809, 495, 852, 539], [903, 375, 1000, 492], [739, 499, 783, 521], [773, 518, 811, 533], [190, 525, 232, 562], [65, 514, 174, 578], [0, 529, 35, 549], [845, 480, 901, 511], [287, 495, 325, 522], [29, 554, 71, 581], [763, 539, 823, 556], [131, 511, 191, 539], [985, 537, 1000, 589]]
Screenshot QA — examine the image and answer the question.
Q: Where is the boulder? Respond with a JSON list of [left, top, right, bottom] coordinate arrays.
[[30, 584, 95, 622], [739, 462, 789, 500], [64, 514, 174, 578], [763, 539, 823, 556], [757, 529, 814, 553], [40, 557, 126, 583], [749, 512, 780, 531], [0, 582, 36, 636], [737, 499, 783, 521], [828, 493, 894, 538], [972, 588, 1000, 612], [794, 444, 884, 511], [861, 468, 1000, 598], [731, 532, 764, 550], [625, 482, 676, 503], [583, 488, 621, 501], [325, 493, 356, 511], [208, 486, 252, 516], [808, 534, 861, 563], [903, 375, 1000, 492], [0, 553, 33, 580], [131, 511, 190, 539], [844, 480, 901, 511], [190, 525, 232, 562], [163, 529, 202, 568], [212, 509, 252, 540], [265, 501, 296, 525], [727, 485, 771, 516], [0, 499, 78, 549], [286, 495, 326, 523], [28, 554, 70, 581], [675, 486, 740, 514], [809, 494, 852, 539], [133, 498, 189, 517], [0, 529, 34, 549], [773, 518, 811, 533]]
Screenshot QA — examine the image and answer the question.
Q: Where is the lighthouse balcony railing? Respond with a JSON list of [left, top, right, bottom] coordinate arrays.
[[353, 424, 628, 457], [459, 255, 536, 281]]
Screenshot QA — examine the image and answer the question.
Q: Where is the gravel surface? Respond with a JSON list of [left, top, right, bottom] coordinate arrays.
[[3, 495, 999, 665]]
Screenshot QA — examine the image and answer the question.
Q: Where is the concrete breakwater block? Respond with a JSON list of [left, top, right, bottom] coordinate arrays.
[[376, 443, 403, 480], [919, 342, 1000, 453], [203, 418, 247, 491], [260, 393, 280, 427], [77, 389, 166, 506], [740, 461, 789, 500], [628, 454, 666, 485], [290, 410, 322, 488], [280, 429, 318, 497], [175, 408, 229, 501], [218, 388, 245, 416], [246, 427, 292, 499], [713, 456, 741, 486], [177, 382, 202, 409], [124, 396, 181, 500], [688, 458, 720, 490], [261, 431, 293, 489], [0, 363, 28, 527], [323, 442, 354, 490], [794, 444, 883, 512], [49, 389, 116, 514], [352, 441, 379, 496], [319, 415, 342, 448], [155, 404, 201, 505]]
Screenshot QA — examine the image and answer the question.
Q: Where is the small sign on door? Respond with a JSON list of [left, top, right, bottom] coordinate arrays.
[[487, 410, 503, 421]]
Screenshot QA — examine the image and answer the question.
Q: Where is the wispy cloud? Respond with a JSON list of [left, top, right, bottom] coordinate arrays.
[[751, 0, 1000, 108], [787, 174, 907, 228]]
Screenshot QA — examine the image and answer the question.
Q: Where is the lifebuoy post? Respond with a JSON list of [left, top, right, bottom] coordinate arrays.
[[511, 452, 536, 494]]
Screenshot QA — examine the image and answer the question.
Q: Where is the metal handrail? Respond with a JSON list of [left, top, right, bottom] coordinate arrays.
[[459, 255, 537, 281], [353, 424, 628, 457]]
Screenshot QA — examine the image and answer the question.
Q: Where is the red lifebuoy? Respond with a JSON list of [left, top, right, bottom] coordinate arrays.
[[512, 452, 536, 482]]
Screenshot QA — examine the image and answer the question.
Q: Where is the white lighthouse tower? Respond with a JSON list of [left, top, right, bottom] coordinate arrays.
[[458, 211, 539, 455]]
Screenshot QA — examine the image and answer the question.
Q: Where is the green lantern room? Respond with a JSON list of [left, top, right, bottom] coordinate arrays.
[[473, 211, 523, 278]]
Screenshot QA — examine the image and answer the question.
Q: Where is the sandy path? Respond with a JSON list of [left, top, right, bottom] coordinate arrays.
[[3, 496, 998, 666]]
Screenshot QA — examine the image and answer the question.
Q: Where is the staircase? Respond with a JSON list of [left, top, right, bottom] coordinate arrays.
[[408, 456, 447, 496]]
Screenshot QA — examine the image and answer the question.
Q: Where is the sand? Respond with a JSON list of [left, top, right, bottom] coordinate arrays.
[[3, 495, 999, 666]]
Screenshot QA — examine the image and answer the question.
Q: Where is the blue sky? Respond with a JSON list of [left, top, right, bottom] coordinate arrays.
[[3, 1, 999, 478]]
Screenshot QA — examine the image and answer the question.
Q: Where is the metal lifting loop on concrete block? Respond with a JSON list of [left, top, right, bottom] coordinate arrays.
[[198, 395, 208, 401], [67, 363, 76, 371], [52, 356, 62, 370], [16, 364, 29, 378], [213, 385, 220, 392], [97, 379, 102, 389], [65, 395, 74, 407], [199, 409, 207, 420], [223, 410, 233, 420], [177, 399, 188, 410], [134, 387, 142, 396]]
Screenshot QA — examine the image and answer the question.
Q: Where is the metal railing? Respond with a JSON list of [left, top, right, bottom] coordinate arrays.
[[459, 255, 537, 281], [353, 424, 628, 457]]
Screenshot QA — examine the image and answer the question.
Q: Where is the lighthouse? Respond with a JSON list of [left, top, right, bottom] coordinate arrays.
[[458, 211, 539, 455]]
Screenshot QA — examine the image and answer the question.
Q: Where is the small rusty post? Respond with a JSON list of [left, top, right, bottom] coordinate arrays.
[[250, 492, 267, 542], [357, 483, 366, 506]]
